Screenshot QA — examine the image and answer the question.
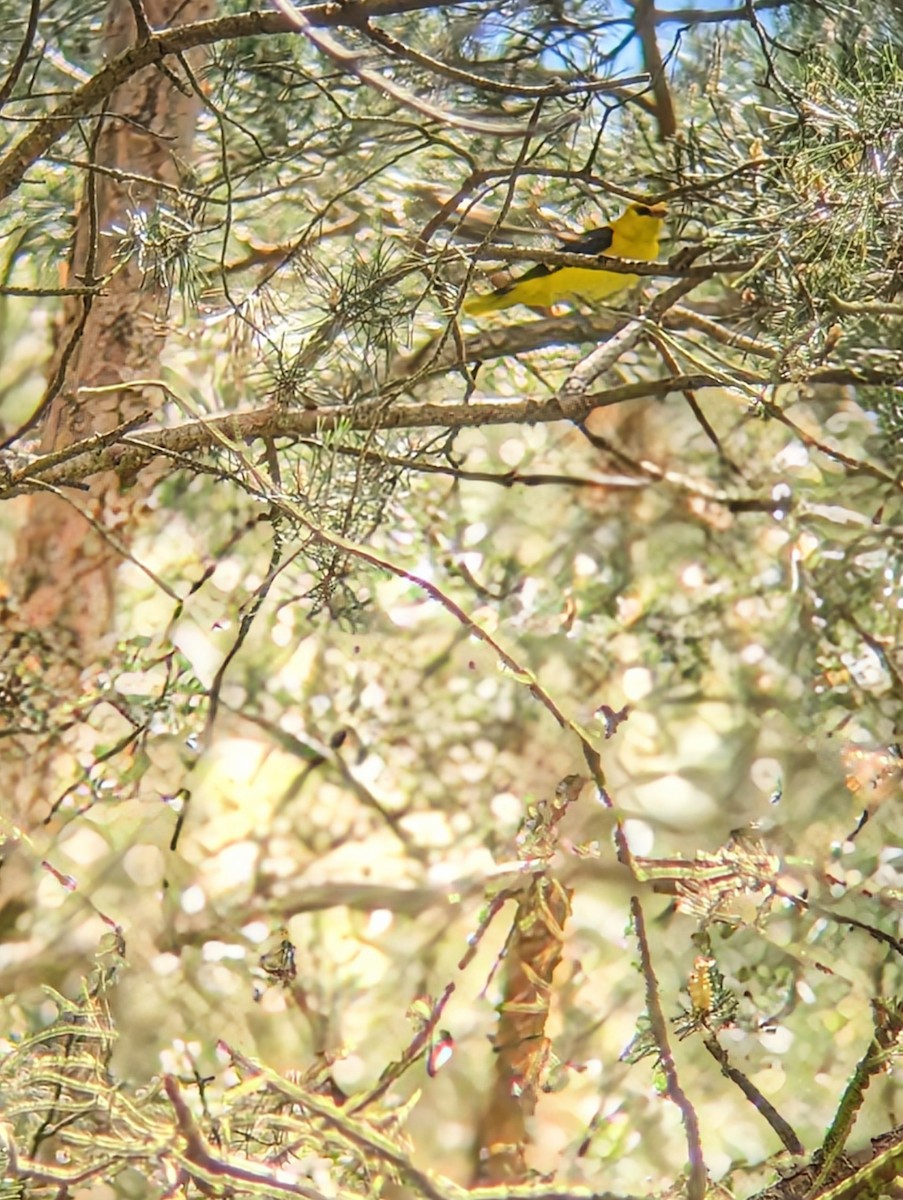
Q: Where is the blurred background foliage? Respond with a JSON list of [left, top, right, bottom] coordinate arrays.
[[0, 0, 900, 1197]]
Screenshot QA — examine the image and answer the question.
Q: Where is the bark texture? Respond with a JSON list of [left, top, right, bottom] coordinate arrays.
[[16, 0, 213, 639], [7, 0, 212, 823]]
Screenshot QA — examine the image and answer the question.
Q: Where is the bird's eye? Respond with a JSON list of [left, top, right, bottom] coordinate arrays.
[[634, 204, 652, 216]]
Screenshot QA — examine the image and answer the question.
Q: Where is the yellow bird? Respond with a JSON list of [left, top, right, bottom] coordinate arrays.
[[464, 201, 667, 317]]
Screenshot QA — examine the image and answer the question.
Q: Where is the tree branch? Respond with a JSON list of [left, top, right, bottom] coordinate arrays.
[[0, 374, 724, 499], [0, 1, 479, 201]]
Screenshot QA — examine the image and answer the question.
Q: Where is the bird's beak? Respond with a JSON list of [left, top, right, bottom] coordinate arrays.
[[647, 202, 668, 217]]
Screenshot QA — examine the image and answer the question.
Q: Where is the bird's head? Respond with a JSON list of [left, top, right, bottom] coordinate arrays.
[[626, 201, 668, 221]]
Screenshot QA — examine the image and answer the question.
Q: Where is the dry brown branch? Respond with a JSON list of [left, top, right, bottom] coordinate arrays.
[[702, 1036, 804, 1156], [632, 0, 678, 139], [0, 0, 40, 108], [0, 375, 727, 499]]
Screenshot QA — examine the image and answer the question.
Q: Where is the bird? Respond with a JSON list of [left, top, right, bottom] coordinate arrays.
[[463, 201, 667, 317]]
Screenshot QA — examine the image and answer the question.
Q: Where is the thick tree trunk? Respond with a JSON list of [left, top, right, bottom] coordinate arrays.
[[8, 0, 213, 820], [15, 0, 213, 638]]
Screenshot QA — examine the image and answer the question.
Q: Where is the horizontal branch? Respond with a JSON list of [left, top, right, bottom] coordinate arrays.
[[472, 244, 752, 280], [653, 0, 790, 24], [2, 375, 715, 497], [4, 355, 901, 500]]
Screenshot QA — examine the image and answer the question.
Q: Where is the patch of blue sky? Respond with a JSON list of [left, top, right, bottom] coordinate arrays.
[[524, 0, 787, 76]]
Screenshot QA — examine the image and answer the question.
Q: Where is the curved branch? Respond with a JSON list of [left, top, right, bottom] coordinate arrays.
[[0, 1, 477, 201]]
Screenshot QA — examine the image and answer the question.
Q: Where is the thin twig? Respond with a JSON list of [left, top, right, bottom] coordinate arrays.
[[125, 0, 152, 42], [360, 19, 648, 97], [273, 0, 577, 138], [0, 2, 483, 201], [0, 0, 40, 108], [702, 1035, 804, 1155], [631, 897, 707, 1200], [348, 983, 456, 1115], [646, 326, 743, 474]]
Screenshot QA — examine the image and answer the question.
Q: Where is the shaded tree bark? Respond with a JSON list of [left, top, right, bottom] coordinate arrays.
[[7, 0, 213, 822], [15, 0, 212, 637]]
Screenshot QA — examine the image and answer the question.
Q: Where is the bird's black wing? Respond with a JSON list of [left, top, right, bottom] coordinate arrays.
[[496, 225, 616, 293], [561, 225, 616, 256]]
